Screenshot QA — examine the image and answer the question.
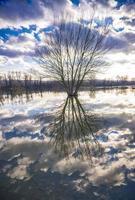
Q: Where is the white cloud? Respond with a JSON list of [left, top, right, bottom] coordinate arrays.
[[0, 0, 134, 78]]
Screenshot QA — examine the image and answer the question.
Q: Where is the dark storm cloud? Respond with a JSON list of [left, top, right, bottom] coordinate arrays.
[[0, 0, 44, 21], [125, 18, 135, 26], [124, 3, 135, 11], [0, 0, 68, 22], [123, 32, 135, 43], [41, 0, 67, 9], [104, 35, 128, 51]]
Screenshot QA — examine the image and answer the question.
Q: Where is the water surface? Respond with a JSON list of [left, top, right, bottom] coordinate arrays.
[[0, 88, 135, 200]]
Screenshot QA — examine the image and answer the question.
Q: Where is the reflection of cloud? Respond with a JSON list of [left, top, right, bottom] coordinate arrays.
[[7, 157, 32, 180], [0, 125, 134, 190], [3, 128, 44, 140], [0, 90, 135, 197]]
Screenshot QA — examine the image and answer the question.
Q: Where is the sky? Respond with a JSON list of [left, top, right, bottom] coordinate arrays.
[[0, 0, 135, 79]]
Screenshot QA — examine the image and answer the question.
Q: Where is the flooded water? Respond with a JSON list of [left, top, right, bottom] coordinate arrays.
[[0, 88, 135, 200]]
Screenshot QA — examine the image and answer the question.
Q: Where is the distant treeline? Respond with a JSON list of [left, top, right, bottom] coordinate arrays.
[[0, 72, 42, 93], [0, 72, 135, 105], [0, 72, 135, 94], [87, 78, 135, 88]]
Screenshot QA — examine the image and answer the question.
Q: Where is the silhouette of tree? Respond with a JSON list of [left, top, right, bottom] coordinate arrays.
[[35, 13, 109, 96]]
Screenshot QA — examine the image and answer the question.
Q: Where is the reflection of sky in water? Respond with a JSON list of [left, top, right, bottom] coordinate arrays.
[[0, 89, 135, 200]]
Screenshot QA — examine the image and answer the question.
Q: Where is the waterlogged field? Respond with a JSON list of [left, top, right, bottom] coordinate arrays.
[[0, 88, 135, 200]]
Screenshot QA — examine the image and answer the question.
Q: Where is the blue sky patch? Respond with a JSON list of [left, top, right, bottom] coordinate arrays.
[[94, 17, 113, 28], [0, 24, 37, 41], [71, 0, 80, 6], [114, 27, 125, 32], [115, 0, 135, 7]]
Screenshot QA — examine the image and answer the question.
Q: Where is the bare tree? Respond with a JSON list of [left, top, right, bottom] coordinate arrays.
[[35, 13, 109, 96]]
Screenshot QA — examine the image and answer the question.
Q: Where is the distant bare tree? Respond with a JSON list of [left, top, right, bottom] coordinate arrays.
[[35, 13, 109, 96]]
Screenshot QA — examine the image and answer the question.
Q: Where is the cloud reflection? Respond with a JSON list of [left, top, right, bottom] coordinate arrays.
[[0, 89, 135, 199]]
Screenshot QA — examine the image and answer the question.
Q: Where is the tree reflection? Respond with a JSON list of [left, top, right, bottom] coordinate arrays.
[[0, 90, 43, 106], [48, 95, 102, 160]]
